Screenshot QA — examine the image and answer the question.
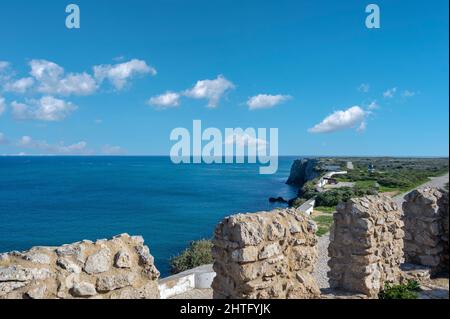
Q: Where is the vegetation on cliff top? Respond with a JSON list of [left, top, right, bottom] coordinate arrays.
[[169, 239, 213, 274]]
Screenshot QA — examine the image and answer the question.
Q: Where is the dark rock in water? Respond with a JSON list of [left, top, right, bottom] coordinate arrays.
[[269, 197, 288, 203], [286, 159, 321, 187]]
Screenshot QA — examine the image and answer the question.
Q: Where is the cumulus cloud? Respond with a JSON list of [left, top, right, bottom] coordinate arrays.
[[383, 87, 397, 98], [247, 94, 292, 110], [4, 77, 35, 93], [29, 59, 97, 96], [308, 106, 367, 134], [0, 96, 5, 115], [18, 135, 89, 155], [30, 59, 64, 82], [0, 61, 9, 70], [358, 83, 370, 93], [357, 121, 367, 132], [367, 100, 379, 110], [93, 59, 156, 90], [148, 91, 180, 109], [11, 96, 77, 121], [184, 75, 234, 108], [101, 145, 126, 155], [0, 61, 11, 83]]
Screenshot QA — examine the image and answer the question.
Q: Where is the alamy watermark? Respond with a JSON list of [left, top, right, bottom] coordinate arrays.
[[365, 4, 381, 29], [169, 120, 279, 175], [65, 4, 80, 29]]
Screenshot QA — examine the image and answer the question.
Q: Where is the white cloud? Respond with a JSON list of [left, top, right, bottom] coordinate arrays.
[[93, 59, 156, 90], [367, 100, 379, 110], [0, 96, 5, 115], [383, 87, 397, 98], [0, 132, 7, 145], [402, 90, 417, 98], [30, 59, 64, 82], [357, 121, 367, 132], [184, 75, 234, 108], [148, 91, 180, 109], [101, 145, 126, 155], [224, 132, 268, 150], [11, 96, 77, 121], [247, 94, 292, 110], [4, 77, 35, 93], [54, 72, 97, 95], [18, 135, 89, 155], [308, 106, 367, 134], [0, 61, 11, 83], [0, 61, 9, 71], [358, 83, 370, 93], [29, 59, 97, 96]]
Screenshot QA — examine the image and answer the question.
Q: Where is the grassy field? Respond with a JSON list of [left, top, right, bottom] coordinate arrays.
[[312, 206, 336, 237], [313, 214, 334, 237], [297, 157, 448, 208], [314, 206, 336, 214], [303, 157, 449, 237]]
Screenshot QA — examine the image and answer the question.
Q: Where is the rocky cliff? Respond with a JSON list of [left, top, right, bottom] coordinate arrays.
[[286, 159, 321, 187]]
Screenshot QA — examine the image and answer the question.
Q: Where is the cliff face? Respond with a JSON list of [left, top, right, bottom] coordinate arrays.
[[286, 159, 321, 187]]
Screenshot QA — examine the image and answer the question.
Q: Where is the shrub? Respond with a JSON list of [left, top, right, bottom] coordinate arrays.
[[378, 280, 421, 299], [169, 239, 213, 274], [289, 197, 306, 208]]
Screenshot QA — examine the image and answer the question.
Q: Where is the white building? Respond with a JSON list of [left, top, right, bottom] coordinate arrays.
[[298, 198, 316, 216]]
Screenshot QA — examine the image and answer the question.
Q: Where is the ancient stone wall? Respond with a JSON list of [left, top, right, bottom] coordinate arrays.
[[403, 187, 449, 275], [328, 195, 404, 297], [211, 208, 320, 299], [440, 190, 449, 272], [0, 234, 160, 299]]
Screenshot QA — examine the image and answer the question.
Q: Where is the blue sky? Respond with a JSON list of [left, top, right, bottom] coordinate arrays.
[[0, 0, 448, 156]]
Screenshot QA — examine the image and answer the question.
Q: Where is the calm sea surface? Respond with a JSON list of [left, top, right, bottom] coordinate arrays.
[[0, 156, 299, 276]]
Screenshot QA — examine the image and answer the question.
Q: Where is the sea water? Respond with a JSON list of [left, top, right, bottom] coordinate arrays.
[[0, 156, 298, 276]]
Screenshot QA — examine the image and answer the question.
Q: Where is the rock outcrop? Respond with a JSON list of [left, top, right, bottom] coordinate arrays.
[[0, 234, 160, 299], [286, 159, 320, 187], [212, 208, 320, 299], [328, 195, 404, 297], [403, 187, 449, 275]]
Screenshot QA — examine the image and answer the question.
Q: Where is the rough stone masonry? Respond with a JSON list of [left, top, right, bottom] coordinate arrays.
[[328, 195, 404, 297], [403, 187, 449, 275], [211, 208, 321, 299], [0, 234, 160, 299]]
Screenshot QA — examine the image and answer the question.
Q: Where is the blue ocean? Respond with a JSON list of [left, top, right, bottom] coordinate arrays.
[[0, 156, 298, 276]]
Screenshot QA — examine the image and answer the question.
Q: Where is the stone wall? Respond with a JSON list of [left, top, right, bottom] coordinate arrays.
[[0, 234, 160, 299], [403, 187, 449, 275], [328, 195, 404, 297], [211, 208, 320, 299], [440, 190, 449, 272]]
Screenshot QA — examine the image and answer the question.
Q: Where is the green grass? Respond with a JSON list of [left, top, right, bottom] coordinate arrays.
[[169, 239, 213, 274], [314, 206, 336, 214], [355, 180, 378, 188], [316, 227, 330, 237], [312, 214, 334, 237]]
